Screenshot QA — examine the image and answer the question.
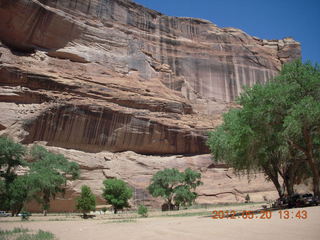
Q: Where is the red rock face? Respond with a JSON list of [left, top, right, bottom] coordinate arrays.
[[22, 104, 208, 154], [0, 0, 300, 209]]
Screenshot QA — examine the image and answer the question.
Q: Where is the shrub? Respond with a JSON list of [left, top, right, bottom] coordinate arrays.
[[101, 207, 108, 214], [138, 204, 148, 217]]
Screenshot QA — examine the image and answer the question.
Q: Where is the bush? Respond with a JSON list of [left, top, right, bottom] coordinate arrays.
[[137, 205, 148, 217], [20, 211, 31, 221], [101, 207, 107, 214]]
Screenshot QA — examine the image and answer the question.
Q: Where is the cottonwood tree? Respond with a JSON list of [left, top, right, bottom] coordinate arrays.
[[102, 179, 133, 214], [6, 175, 35, 216], [208, 60, 320, 198], [0, 140, 80, 215], [147, 168, 202, 210], [0, 137, 26, 211], [29, 145, 80, 215], [0, 137, 26, 185], [76, 185, 96, 218]]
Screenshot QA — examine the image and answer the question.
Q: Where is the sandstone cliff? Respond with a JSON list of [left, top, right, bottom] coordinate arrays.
[[0, 0, 300, 210]]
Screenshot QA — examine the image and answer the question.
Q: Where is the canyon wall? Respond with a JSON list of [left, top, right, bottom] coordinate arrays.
[[25, 146, 278, 212], [0, 0, 300, 210]]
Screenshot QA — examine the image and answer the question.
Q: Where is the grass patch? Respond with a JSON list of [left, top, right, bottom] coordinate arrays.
[[16, 230, 55, 240], [105, 219, 137, 224], [48, 218, 69, 222], [187, 202, 266, 210], [0, 229, 55, 240], [158, 211, 211, 218], [0, 228, 30, 235]]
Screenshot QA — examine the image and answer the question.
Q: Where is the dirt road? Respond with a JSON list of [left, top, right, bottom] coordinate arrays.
[[1, 206, 319, 240]]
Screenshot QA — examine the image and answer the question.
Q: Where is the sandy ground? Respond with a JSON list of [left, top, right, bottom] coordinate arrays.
[[1, 206, 319, 240]]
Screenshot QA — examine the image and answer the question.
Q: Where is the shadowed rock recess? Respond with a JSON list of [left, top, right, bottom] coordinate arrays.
[[0, 0, 300, 210]]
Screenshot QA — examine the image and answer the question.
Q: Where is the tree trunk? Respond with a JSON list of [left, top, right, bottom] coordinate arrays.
[[272, 177, 284, 199], [304, 129, 320, 198], [43, 192, 50, 216], [309, 162, 320, 197], [283, 177, 294, 197], [263, 165, 284, 199], [114, 208, 118, 214], [289, 131, 320, 198], [282, 160, 297, 197], [168, 200, 174, 211]]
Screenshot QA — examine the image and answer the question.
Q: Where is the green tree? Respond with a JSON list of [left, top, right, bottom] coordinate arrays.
[[137, 204, 148, 217], [207, 60, 320, 198], [147, 168, 202, 210], [102, 179, 133, 214], [76, 185, 96, 218], [0, 137, 26, 211], [0, 137, 26, 185], [173, 185, 198, 208], [0, 179, 6, 210], [7, 175, 35, 216], [29, 145, 80, 215]]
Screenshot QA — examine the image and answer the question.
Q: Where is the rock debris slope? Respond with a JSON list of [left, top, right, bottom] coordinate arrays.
[[0, 0, 300, 210]]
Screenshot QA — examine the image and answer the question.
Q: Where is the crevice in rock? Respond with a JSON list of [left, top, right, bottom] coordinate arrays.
[[0, 123, 6, 131], [0, 66, 77, 92], [0, 90, 53, 104]]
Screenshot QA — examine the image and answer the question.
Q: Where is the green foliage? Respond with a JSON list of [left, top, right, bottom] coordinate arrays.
[[0, 179, 6, 210], [30, 146, 79, 180], [20, 211, 31, 221], [0, 140, 80, 214], [183, 168, 202, 189], [102, 179, 133, 214], [15, 230, 55, 240], [0, 137, 26, 211], [0, 137, 26, 185], [101, 207, 107, 214], [0, 228, 54, 240], [207, 59, 320, 197], [137, 204, 148, 217], [147, 168, 202, 209], [173, 185, 198, 207], [0, 228, 29, 235], [29, 145, 80, 215], [0, 180, 5, 194], [148, 168, 183, 201], [76, 185, 96, 218], [7, 176, 35, 215]]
